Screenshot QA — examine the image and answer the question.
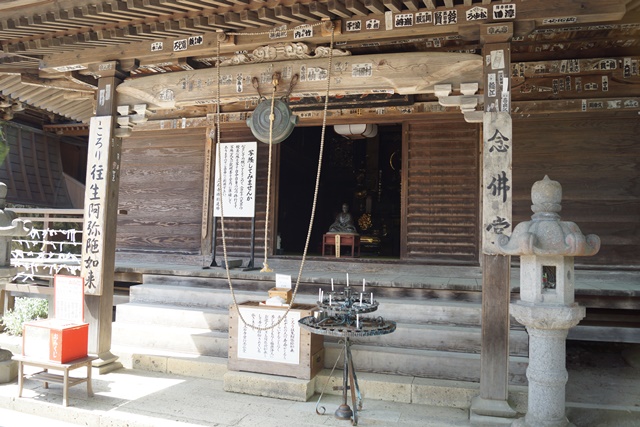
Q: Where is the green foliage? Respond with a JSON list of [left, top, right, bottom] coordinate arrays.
[[0, 297, 48, 336]]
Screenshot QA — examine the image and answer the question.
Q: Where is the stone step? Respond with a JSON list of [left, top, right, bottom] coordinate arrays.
[[129, 284, 318, 308], [129, 284, 260, 308], [377, 299, 482, 326], [112, 322, 229, 357], [130, 284, 487, 326], [108, 343, 533, 411], [116, 302, 230, 331], [113, 313, 528, 383], [326, 323, 529, 357], [324, 343, 529, 385], [115, 301, 528, 356]]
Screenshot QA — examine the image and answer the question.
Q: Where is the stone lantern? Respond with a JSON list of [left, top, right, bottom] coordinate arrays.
[[0, 182, 32, 383], [495, 176, 600, 427]]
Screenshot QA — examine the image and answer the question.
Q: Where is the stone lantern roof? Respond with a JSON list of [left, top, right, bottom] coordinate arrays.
[[495, 176, 600, 257]]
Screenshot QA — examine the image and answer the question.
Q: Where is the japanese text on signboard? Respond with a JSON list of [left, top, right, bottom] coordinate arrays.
[[237, 307, 301, 365], [81, 116, 111, 295], [213, 142, 257, 218]]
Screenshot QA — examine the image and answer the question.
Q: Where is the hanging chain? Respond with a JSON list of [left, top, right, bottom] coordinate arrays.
[[216, 22, 336, 331]]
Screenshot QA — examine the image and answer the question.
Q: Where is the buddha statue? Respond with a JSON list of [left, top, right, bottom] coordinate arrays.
[[328, 203, 357, 234]]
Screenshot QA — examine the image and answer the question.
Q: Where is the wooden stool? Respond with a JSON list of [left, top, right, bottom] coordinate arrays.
[[13, 354, 97, 406], [322, 234, 360, 257]]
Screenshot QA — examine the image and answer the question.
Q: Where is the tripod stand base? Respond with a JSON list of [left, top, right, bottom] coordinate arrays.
[[335, 404, 353, 420]]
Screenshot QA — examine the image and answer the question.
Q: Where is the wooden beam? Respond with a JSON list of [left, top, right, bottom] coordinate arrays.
[[274, 5, 306, 23], [36, 0, 628, 73], [291, 3, 317, 21], [345, 0, 369, 16], [383, 0, 403, 13], [403, 0, 420, 12], [20, 73, 96, 92], [364, 0, 386, 14], [309, 1, 335, 19], [240, 10, 266, 27], [422, 0, 436, 9], [328, 0, 353, 19], [257, 8, 290, 25], [512, 97, 640, 115], [116, 51, 482, 108]]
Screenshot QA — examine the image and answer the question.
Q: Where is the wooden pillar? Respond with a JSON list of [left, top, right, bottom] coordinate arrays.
[[81, 62, 124, 374], [470, 23, 517, 423]]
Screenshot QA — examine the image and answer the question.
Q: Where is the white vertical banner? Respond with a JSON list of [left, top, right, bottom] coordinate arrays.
[[482, 112, 512, 254], [81, 116, 111, 295], [213, 141, 257, 218], [237, 307, 301, 364], [482, 42, 512, 255]]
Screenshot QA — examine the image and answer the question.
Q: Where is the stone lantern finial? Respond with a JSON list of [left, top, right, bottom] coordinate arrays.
[[531, 175, 562, 215]]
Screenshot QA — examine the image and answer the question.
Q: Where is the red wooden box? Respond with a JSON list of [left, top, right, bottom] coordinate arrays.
[[22, 275, 88, 363], [23, 319, 89, 363]]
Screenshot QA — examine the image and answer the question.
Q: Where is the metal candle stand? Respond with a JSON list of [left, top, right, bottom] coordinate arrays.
[[299, 286, 396, 426]]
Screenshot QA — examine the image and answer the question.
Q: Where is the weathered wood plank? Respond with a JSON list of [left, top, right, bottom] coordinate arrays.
[[402, 120, 479, 263], [116, 52, 483, 108], [512, 116, 640, 267]]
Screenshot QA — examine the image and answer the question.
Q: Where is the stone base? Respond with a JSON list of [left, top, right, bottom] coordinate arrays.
[[224, 371, 315, 402], [470, 396, 518, 426], [0, 359, 18, 383], [512, 414, 575, 427], [93, 351, 123, 375]]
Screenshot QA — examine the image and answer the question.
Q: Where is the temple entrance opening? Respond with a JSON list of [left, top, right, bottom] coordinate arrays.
[[276, 124, 402, 258]]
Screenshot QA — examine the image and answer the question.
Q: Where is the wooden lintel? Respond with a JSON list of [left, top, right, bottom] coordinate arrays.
[[116, 51, 483, 109], [129, 94, 640, 130], [512, 97, 640, 116], [129, 115, 214, 131]]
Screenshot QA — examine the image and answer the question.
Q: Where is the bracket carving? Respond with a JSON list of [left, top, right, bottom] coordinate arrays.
[[218, 42, 351, 66]]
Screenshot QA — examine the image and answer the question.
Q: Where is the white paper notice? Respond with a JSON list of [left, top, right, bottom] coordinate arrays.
[[275, 274, 292, 289], [237, 307, 301, 364]]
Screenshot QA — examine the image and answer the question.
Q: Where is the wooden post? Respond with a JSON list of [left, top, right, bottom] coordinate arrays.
[[470, 23, 517, 423], [81, 62, 124, 374]]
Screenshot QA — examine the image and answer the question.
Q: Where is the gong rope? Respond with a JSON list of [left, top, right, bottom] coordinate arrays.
[[215, 22, 335, 331], [259, 73, 278, 273]]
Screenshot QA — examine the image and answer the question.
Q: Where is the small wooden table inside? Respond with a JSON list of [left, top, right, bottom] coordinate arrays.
[[13, 354, 97, 407], [322, 233, 360, 257]]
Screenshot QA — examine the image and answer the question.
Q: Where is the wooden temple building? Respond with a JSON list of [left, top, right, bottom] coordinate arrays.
[[0, 0, 639, 424]]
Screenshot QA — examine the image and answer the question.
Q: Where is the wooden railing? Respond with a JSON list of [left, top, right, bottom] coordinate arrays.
[[10, 208, 84, 283]]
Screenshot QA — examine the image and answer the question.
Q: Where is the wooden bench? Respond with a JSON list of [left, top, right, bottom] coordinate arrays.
[[13, 354, 97, 406], [322, 233, 360, 257]]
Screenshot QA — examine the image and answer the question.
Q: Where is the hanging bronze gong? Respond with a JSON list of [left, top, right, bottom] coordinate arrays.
[[247, 98, 299, 144]]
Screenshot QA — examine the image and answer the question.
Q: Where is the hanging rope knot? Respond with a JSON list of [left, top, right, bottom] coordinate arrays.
[[272, 72, 281, 89], [260, 262, 273, 273]]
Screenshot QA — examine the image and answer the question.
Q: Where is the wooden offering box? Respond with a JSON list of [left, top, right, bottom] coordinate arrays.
[[228, 301, 324, 380], [22, 275, 88, 363], [23, 319, 88, 363]]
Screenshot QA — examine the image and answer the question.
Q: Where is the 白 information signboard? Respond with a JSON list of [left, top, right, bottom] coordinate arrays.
[[81, 116, 111, 295], [213, 141, 257, 218], [236, 306, 301, 365]]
